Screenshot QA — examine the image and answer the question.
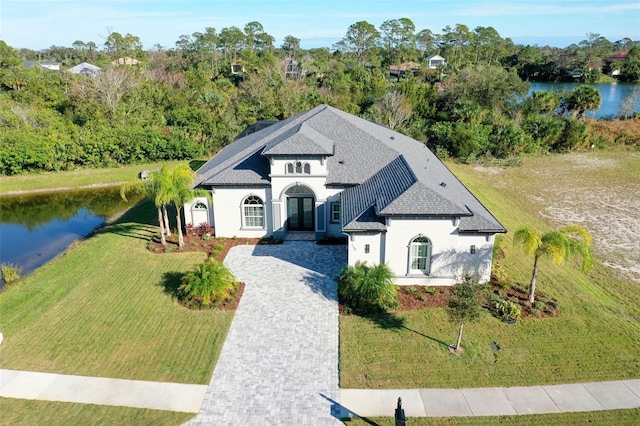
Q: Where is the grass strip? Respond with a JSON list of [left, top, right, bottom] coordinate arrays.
[[0, 397, 193, 426], [0, 161, 185, 195]]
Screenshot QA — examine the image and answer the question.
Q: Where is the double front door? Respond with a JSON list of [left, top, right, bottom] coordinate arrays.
[[287, 197, 314, 231]]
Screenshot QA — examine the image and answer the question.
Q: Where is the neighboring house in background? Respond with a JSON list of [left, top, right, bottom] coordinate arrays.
[[282, 58, 303, 79], [187, 105, 506, 285], [389, 61, 421, 79], [426, 55, 446, 69], [68, 62, 102, 76], [23, 60, 60, 71], [111, 57, 139, 66], [40, 60, 61, 71], [605, 51, 629, 76]]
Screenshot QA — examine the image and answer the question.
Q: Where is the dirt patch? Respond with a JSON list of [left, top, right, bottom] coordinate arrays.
[[473, 165, 504, 175], [537, 177, 640, 284]]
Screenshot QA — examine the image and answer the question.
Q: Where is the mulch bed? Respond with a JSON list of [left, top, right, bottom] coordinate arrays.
[[394, 286, 451, 310], [147, 233, 262, 262], [339, 283, 560, 318]]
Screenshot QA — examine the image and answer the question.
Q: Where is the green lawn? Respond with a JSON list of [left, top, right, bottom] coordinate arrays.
[[0, 398, 193, 426], [0, 201, 233, 384], [340, 151, 640, 389], [0, 161, 185, 194]]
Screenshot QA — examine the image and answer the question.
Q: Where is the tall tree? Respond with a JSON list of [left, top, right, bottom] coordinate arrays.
[[335, 21, 380, 66], [514, 225, 592, 303], [415, 28, 435, 57], [165, 163, 210, 248], [120, 166, 175, 246], [281, 35, 301, 58]]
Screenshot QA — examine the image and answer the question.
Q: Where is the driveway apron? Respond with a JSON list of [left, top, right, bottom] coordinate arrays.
[[187, 241, 346, 425]]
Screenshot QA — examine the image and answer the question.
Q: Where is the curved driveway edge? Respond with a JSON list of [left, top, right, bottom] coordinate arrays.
[[187, 241, 346, 425]]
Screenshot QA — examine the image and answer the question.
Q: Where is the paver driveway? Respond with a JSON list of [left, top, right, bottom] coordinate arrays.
[[187, 241, 346, 425]]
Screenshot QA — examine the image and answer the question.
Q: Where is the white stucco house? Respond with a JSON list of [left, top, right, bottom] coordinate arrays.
[[426, 55, 447, 69], [185, 105, 506, 285]]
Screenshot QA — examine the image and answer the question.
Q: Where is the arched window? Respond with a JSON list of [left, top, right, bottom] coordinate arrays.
[[285, 161, 311, 174], [243, 195, 264, 228], [192, 202, 207, 209], [409, 236, 431, 274]]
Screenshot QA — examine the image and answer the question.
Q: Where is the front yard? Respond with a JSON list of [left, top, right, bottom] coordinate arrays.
[[340, 151, 640, 389]]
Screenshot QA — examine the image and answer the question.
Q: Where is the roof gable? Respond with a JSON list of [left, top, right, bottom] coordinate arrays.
[[262, 122, 334, 156]]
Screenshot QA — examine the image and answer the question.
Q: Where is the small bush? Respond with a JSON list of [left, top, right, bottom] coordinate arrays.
[[424, 286, 438, 295], [1, 263, 21, 285], [495, 299, 522, 320], [178, 260, 237, 308], [338, 261, 398, 314], [403, 286, 418, 295], [419, 295, 429, 302]]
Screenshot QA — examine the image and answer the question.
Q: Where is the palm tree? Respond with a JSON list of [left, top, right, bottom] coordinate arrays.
[[120, 170, 170, 245], [560, 85, 601, 119], [513, 225, 592, 303], [165, 163, 210, 248]]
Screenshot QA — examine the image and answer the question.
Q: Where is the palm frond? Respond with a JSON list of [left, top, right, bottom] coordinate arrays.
[[513, 226, 540, 255]]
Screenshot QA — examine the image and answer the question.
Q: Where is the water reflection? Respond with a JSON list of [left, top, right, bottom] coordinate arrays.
[[0, 187, 142, 278]]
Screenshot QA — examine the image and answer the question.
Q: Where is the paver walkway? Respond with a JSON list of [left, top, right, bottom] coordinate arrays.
[[187, 241, 347, 425]]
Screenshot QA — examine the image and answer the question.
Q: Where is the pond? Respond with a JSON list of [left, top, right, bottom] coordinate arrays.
[[0, 187, 142, 284], [528, 82, 640, 119]]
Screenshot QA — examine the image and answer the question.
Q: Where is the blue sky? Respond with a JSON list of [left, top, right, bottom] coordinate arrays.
[[1, 0, 639, 51]]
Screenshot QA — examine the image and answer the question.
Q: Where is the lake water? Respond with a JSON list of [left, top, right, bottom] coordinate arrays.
[[528, 82, 640, 119], [0, 187, 141, 282]]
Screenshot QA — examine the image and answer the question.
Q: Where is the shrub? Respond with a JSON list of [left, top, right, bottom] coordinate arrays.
[[178, 260, 237, 308], [1, 263, 21, 285], [424, 286, 438, 295], [338, 261, 398, 314], [495, 299, 522, 320], [403, 286, 418, 295]]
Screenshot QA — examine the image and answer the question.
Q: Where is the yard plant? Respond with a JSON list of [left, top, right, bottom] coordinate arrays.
[[338, 261, 398, 314], [447, 275, 482, 352], [178, 260, 238, 308], [513, 224, 592, 303]]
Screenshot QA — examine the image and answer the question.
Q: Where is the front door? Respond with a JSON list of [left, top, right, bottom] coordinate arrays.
[[287, 197, 314, 231]]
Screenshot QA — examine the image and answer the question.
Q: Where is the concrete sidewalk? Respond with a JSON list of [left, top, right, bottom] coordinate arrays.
[[0, 369, 206, 413], [339, 379, 640, 418]]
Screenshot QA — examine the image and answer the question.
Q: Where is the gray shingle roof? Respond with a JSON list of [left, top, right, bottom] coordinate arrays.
[[262, 122, 334, 156], [196, 104, 506, 233]]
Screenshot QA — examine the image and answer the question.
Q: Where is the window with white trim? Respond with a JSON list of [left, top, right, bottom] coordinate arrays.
[[409, 236, 431, 274], [330, 201, 341, 223], [243, 195, 264, 228]]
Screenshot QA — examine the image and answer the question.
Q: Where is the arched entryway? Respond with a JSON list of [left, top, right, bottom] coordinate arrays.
[[285, 185, 315, 231]]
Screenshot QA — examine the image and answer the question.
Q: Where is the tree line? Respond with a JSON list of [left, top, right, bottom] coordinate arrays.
[[0, 19, 639, 175]]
